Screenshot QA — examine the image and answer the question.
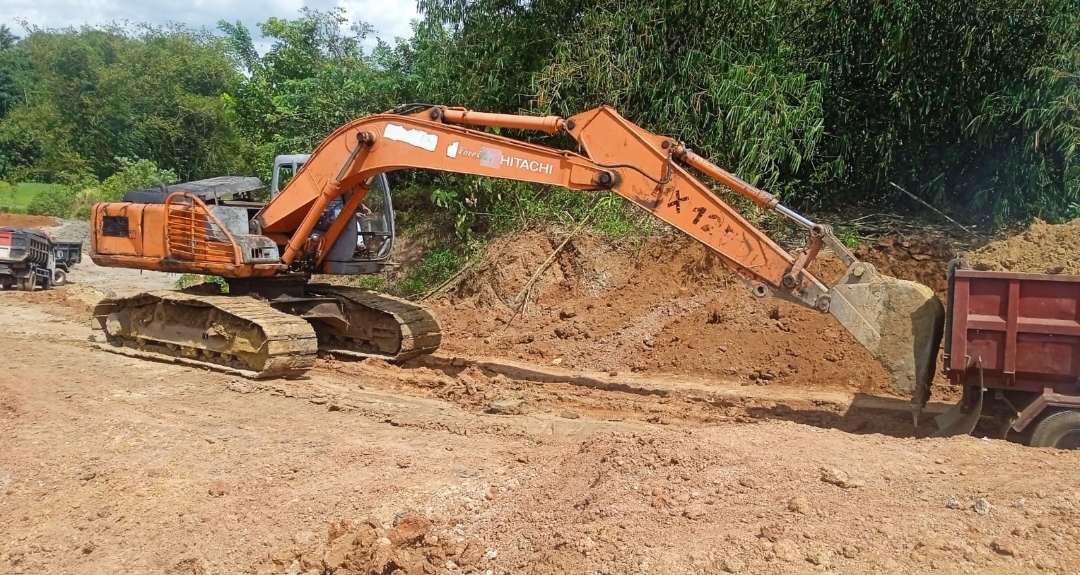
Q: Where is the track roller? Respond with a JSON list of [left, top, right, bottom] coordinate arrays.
[[303, 284, 442, 362]]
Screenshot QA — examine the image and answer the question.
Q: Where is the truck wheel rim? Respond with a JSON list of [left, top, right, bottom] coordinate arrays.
[[1055, 431, 1080, 450]]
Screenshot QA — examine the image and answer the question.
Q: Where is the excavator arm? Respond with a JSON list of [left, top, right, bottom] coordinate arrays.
[[254, 104, 945, 419], [258, 106, 827, 304]]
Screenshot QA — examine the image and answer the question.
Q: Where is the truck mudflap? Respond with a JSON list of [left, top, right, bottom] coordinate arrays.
[[932, 385, 985, 437]]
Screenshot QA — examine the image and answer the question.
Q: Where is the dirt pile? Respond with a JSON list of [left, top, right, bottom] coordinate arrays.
[[429, 229, 956, 398], [965, 218, 1080, 274], [250, 511, 492, 575], [45, 219, 91, 244], [0, 214, 59, 228], [5, 283, 111, 325]]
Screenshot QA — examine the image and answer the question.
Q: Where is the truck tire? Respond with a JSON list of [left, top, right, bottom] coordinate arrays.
[[53, 269, 67, 286], [1029, 409, 1080, 449], [17, 272, 36, 292]]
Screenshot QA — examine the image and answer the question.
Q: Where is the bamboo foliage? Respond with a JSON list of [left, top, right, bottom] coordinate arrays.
[[418, 0, 1080, 228], [532, 0, 843, 204]]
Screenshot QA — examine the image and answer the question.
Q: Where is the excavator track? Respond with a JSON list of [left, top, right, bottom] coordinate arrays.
[[304, 284, 442, 362], [90, 290, 319, 378]]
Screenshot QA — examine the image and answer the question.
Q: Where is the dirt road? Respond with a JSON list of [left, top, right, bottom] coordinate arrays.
[[3, 251, 1080, 575]]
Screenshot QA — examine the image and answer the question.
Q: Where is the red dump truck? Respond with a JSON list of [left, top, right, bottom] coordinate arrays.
[[935, 259, 1080, 448]]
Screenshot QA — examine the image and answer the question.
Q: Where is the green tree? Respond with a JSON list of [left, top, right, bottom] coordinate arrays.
[[0, 22, 243, 184], [0, 25, 31, 177], [413, 0, 585, 112], [533, 0, 833, 202], [414, 0, 1080, 229], [219, 8, 413, 179], [800, 0, 1080, 225], [0, 25, 17, 50], [98, 156, 179, 200]]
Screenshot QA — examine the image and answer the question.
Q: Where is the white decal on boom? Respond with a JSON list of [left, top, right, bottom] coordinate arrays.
[[446, 141, 459, 158], [479, 147, 502, 168], [384, 123, 438, 152]]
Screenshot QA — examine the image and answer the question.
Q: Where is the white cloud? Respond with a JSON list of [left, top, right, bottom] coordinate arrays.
[[338, 0, 418, 43], [2, 0, 418, 51]]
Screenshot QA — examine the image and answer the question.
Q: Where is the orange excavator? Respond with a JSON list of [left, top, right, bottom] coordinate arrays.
[[88, 104, 945, 420]]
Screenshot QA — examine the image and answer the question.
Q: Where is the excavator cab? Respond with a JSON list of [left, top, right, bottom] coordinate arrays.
[[353, 177, 395, 262], [269, 154, 310, 200], [270, 153, 397, 274]]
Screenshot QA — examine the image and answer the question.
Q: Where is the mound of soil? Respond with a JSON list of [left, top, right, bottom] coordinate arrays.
[[250, 511, 491, 575], [965, 218, 1080, 274], [428, 229, 958, 399], [0, 213, 59, 228]]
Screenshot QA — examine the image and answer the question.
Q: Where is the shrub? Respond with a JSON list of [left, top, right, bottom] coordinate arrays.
[[26, 184, 77, 217], [99, 157, 178, 202], [396, 249, 462, 297]]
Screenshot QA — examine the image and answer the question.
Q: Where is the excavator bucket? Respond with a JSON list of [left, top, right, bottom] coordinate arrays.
[[825, 262, 945, 423]]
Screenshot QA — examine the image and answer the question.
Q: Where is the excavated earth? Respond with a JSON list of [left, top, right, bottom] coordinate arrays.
[[0, 214, 61, 228], [3, 217, 1080, 575], [964, 218, 1080, 274], [424, 228, 960, 404]]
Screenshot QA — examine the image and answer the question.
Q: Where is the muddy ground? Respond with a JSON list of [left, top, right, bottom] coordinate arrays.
[[3, 220, 1080, 575]]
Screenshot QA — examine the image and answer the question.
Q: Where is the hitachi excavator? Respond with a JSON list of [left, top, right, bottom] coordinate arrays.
[[87, 104, 945, 422]]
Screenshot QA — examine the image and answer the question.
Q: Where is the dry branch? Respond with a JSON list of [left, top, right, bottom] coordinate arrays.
[[889, 182, 983, 239], [501, 207, 598, 330]]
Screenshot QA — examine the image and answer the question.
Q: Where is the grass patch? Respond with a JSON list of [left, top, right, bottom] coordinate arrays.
[[335, 274, 389, 291], [326, 248, 468, 299], [395, 249, 463, 298], [0, 182, 67, 214], [483, 183, 652, 240], [174, 274, 230, 293], [831, 224, 863, 250]]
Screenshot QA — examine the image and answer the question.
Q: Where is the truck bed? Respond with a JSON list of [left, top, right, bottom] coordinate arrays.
[[53, 240, 83, 265], [945, 266, 1080, 394]]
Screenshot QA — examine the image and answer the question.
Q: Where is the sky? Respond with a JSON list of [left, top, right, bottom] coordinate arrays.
[[2, 0, 420, 51]]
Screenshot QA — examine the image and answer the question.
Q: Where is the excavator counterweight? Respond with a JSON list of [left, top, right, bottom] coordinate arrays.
[[86, 103, 946, 420]]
